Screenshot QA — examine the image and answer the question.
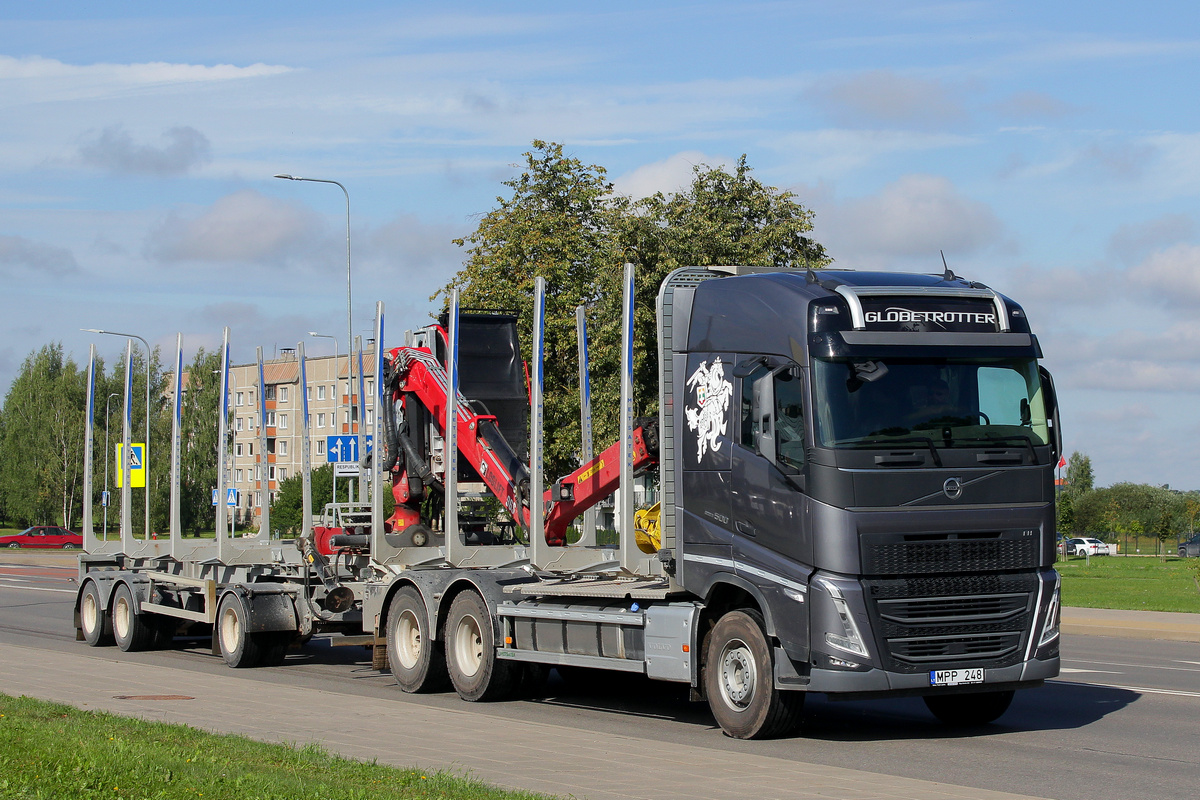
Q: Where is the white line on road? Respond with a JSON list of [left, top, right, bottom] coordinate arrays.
[[1065, 658, 1200, 674], [0, 583, 74, 594], [1050, 679, 1200, 699], [1059, 667, 1123, 674]]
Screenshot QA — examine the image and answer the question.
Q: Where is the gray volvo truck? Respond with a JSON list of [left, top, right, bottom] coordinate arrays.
[[75, 264, 1061, 741]]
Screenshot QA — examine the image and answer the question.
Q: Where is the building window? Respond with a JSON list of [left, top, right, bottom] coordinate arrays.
[[306, 386, 312, 400], [235, 469, 243, 482], [279, 386, 289, 403], [266, 411, 276, 427], [278, 413, 288, 429], [278, 440, 288, 456], [330, 384, 336, 400], [235, 443, 243, 457], [317, 413, 325, 429], [236, 391, 244, 407], [366, 379, 373, 395], [366, 409, 374, 425], [317, 385, 326, 401], [265, 385, 276, 401], [254, 492, 261, 507], [236, 417, 243, 432], [316, 440, 325, 456], [279, 468, 287, 481], [255, 465, 261, 480], [249, 442, 254, 456], [269, 465, 276, 480]]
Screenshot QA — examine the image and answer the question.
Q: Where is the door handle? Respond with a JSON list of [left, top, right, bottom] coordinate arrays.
[[735, 521, 756, 537]]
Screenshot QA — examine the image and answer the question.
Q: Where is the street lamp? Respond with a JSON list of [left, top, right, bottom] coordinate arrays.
[[83, 329, 152, 540], [309, 331, 339, 508], [103, 392, 119, 539]]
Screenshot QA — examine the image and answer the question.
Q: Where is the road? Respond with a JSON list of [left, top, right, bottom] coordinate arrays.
[[2, 558, 1198, 800]]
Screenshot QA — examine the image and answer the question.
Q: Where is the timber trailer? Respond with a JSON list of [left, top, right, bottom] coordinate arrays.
[[75, 265, 1062, 739]]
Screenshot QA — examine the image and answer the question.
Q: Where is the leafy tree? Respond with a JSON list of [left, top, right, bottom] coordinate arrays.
[[1064, 452, 1094, 494], [0, 344, 87, 527], [438, 142, 828, 478], [178, 349, 222, 535], [271, 464, 395, 533]]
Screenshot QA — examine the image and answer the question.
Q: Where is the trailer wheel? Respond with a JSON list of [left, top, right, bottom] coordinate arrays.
[[111, 583, 155, 652], [924, 690, 1014, 726], [445, 590, 519, 701], [387, 586, 449, 692], [216, 593, 262, 668], [79, 581, 113, 647], [704, 609, 803, 739]]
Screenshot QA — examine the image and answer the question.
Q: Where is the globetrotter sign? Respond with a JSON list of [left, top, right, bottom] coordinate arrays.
[[865, 308, 997, 326]]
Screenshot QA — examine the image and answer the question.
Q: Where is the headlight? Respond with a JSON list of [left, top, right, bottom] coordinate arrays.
[[816, 578, 869, 658]]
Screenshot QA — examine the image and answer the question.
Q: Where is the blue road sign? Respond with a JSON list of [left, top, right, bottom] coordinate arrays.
[[101, 490, 109, 508], [212, 488, 239, 507], [326, 434, 373, 463]]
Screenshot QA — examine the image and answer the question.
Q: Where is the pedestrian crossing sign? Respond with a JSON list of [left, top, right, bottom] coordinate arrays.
[[116, 443, 146, 488]]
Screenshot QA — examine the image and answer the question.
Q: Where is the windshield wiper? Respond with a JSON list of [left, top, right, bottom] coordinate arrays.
[[834, 436, 942, 467], [954, 434, 1038, 462]]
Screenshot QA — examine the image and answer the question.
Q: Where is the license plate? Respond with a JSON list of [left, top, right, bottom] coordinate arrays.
[[930, 668, 984, 686]]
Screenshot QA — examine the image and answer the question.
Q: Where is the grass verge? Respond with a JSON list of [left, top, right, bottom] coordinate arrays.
[[1057, 555, 1200, 612], [0, 694, 551, 800]]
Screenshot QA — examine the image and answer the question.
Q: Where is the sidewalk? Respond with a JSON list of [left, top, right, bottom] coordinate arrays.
[[1061, 606, 1200, 643], [0, 642, 1048, 800]]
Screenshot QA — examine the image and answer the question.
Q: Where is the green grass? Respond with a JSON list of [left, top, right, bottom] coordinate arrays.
[[1057, 554, 1200, 613], [0, 694, 552, 800]]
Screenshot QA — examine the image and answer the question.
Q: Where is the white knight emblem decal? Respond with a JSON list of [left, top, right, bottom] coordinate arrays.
[[685, 357, 733, 462]]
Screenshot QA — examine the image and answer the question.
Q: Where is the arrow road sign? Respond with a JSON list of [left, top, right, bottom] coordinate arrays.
[[326, 434, 373, 463]]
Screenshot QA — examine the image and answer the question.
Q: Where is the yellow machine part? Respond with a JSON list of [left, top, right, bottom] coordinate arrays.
[[634, 502, 661, 554]]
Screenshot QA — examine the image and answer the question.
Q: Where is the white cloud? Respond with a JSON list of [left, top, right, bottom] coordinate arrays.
[[0, 234, 79, 277], [805, 70, 967, 129], [818, 174, 1003, 261], [771, 129, 976, 177], [612, 151, 731, 200], [0, 55, 291, 85], [78, 125, 212, 176], [1108, 214, 1195, 265], [1128, 243, 1200, 307], [146, 190, 322, 266]]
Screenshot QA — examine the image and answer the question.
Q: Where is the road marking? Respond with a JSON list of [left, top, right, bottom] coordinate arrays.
[[1060, 667, 1122, 674], [1066, 658, 1200, 673], [1179, 660, 1200, 666], [1050, 679, 1200, 699], [0, 582, 74, 594]]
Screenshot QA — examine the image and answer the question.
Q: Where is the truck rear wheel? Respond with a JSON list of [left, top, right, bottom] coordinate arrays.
[[79, 581, 113, 647], [924, 690, 1014, 726], [445, 590, 519, 701], [112, 583, 155, 652], [217, 593, 263, 668], [386, 585, 449, 692], [704, 609, 803, 739]]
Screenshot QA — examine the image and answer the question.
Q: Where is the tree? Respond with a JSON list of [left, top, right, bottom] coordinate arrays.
[[177, 349, 222, 535], [1065, 452, 1094, 494], [271, 464, 395, 533], [0, 344, 87, 527], [438, 142, 828, 478]]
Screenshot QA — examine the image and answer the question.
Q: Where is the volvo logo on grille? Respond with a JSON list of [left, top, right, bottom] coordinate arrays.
[[943, 477, 964, 500]]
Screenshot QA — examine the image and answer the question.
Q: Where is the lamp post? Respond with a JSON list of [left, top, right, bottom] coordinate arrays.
[[83, 329, 152, 539], [309, 331, 339, 508], [103, 392, 119, 539]]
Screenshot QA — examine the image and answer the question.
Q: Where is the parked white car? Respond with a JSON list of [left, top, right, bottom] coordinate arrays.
[[1061, 537, 1115, 556]]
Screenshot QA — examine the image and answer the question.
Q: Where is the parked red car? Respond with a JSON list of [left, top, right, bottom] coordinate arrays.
[[0, 526, 83, 549]]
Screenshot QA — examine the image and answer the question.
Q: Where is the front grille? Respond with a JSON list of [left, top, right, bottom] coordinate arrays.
[[863, 536, 1039, 575], [865, 573, 1036, 673]]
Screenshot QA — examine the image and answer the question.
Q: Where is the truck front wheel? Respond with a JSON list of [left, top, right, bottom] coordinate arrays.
[[445, 590, 519, 701], [704, 609, 803, 739], [924, 690, 1014, 726], [387, 586, 449, 692]]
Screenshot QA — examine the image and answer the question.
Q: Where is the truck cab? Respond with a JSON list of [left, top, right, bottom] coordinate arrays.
[[662, 267, 1061, 724]]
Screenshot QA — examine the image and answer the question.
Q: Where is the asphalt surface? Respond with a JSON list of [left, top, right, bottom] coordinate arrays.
[[2, 552, 1199, 800]]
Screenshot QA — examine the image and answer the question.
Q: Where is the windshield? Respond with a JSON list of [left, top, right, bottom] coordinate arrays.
[[813, 357, 1049, 448]]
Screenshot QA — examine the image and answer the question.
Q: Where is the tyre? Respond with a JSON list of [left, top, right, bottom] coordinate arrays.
[[255, 632, 292, 667], [924, 690, 1015, 726], [704, 609, 803, 739], [79, 581, 113, 647], [7, 542, 19, 548], [62, 543, 79, 550], [386, 586, 449, 692], [111, 583, 155, 652], [216, 592, 262, 668], [444, 590, 519, 702]]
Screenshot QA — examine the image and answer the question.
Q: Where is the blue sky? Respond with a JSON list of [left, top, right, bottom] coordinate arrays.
[[4, 1, 1200, 489]]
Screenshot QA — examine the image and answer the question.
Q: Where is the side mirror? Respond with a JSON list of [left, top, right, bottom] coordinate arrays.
[[752, 371, 776, 462], [1038, 366, 1062, 461]]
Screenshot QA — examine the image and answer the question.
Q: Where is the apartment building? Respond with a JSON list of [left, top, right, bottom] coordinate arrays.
[[223, 347, 376, 529]]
